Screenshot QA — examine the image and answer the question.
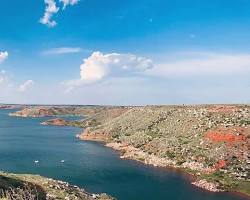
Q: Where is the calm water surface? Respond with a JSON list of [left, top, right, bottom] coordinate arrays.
[[0, 109, 248, 200]]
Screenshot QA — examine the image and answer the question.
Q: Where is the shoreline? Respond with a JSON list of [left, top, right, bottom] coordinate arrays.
[[103, 140, 250, 200], [79, 133, 250, 199], [105, 142, 222, 192], [7, 106, 250, 199], [0, 171, 114, 200]]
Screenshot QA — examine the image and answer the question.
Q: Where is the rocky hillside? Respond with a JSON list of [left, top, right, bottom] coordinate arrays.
[[78, 105, 250, 196], [0, 172, 114, 200], [41, 107, 130, 128], [9, 106, 91, 117], [10, 104, 250, 196]]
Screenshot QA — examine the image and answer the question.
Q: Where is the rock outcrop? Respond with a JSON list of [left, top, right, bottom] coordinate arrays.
[[41, 118, 68, 126]]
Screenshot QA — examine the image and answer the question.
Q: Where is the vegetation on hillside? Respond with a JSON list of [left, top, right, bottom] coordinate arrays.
[[9, 104, 250, 196], [0, 172, 114, 200]]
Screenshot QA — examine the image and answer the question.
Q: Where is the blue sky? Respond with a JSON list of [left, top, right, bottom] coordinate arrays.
[[0, 0, 250, 105]]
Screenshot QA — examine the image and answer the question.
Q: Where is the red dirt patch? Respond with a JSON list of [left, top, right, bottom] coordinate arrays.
[[205, 127, 248, 146], [204, 126, 250, 172], [207, 105, 239, 113], [205, 132, 246, 144], [214, 160, 227, 170], [77, 129, 109, 142]]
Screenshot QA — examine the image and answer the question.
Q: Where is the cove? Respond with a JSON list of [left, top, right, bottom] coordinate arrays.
[[0, 109, 248, 200]]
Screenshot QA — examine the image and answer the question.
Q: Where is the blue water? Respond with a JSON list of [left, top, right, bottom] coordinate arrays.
[[0, 109, 248, 200]]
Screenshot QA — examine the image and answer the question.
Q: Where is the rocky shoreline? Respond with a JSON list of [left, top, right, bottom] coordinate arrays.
[[107, 143, 223, 193], [191, 179, 222, 192], [0, 172, 115, 200], [84, 139, 249, 198], [79, 131, 223, 193]]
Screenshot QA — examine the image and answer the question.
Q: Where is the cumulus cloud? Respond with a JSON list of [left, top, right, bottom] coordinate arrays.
[[60, 0, 80, 9], [80, 51, 153, 83], [18, 80, 34, 92], [148, 52, 250, 77], [0, 51, 8, 64], [42, 47, 82, 55], [40, 0, 59, 27], [40, 0, 80, 27], [63, 51, 153, 91], [0, 71, 36, 103]]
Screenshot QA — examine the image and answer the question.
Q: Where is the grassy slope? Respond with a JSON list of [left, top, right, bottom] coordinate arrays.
[[0, 172, 114, 200], [9, 105, 250, 196], [82, 105, 250, 196]]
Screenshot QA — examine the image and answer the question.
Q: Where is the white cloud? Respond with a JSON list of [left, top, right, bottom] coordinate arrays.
[[40, 0, 59, 27], [63, 51, 153, 91], [0, 71, 34, 92], [42, 47, 82, 55], [18, 80, 34, 92], [148, 52, 250, 77], [0, 51, 8, 64], [40, 0, 80, 27], [80, 51, 153, 82], [60, 0, 80, 9]]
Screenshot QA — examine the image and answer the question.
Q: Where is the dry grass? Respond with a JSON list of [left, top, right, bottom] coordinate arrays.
[[0, 184, 40, 200]]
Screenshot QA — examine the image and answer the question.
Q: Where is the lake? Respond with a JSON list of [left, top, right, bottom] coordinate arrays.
[[0, 109, 248, 200]]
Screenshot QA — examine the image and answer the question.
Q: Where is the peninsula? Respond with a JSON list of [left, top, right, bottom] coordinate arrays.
[[0, 171, 114, 200]]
